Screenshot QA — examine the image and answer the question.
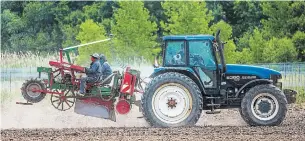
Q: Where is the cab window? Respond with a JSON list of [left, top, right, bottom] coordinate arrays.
[[164, 41, 186, 66], [189, 40, 216, 70]]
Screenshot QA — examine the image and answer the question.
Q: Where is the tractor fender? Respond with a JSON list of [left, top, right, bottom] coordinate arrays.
[[235, 79, 272, 97], [150, 68, 206, 95]]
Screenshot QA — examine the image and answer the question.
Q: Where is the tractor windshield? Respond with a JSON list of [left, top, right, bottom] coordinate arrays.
[[189, 40, 216, 70]]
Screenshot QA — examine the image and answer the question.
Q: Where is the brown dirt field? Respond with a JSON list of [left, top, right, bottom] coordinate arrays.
[[1, 105, 304, 141], [1, 125, 305, 141]]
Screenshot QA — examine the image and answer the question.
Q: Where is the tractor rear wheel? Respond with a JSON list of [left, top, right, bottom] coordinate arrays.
[[21, 78, 46, 103], [141, 72, 202, 127], [240, 84, 287, 126]]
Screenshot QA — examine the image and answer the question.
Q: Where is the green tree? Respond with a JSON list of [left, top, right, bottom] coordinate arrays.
[[235, 31, 252, 51], [261, 2, 294, 38], [111, 1, 158, 61], [233, 1, 264, 39], [236, 48, 253, 64], [210, 20, 238, 64], [248, 29, 266, 63], [263, 37, 297, 63], [261, 2, 304, 37], [76, 19, 109, 64], [161, 1, 213, 35], [260, 1, 304, 62], [161, 1, 239, 63], [144, 1, 166, 38], [206, 1, 224, 24], [292, 31, 305, 61], [1, 10, 25, 51]]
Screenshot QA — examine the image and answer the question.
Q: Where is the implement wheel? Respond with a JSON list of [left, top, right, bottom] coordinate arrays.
[[21, 78, 46, 103], [141, 72, 202, 127], [51, 88, 75, 111], [240, 84, 288, 126]]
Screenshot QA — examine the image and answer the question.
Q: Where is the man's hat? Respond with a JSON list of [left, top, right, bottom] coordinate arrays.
[[100, 54, 106, 61], [90, 53, 100, 59]]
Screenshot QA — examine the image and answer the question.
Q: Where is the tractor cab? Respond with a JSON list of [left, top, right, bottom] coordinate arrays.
[[153, 31, 226, 92], [162, 34, 220, 88]]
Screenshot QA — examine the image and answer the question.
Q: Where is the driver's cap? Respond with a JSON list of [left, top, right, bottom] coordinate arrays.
[[90, 53, 100, 59]]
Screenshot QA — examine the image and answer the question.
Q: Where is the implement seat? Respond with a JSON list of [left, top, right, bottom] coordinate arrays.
[[87, 73, 115, 86], [99, 73, 115, 86]]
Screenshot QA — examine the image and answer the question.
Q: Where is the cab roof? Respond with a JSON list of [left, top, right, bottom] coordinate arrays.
[[163, 35, 215, 41]]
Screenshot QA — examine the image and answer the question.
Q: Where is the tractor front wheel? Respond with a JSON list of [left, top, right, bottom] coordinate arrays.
[[240, 84, 287, 126], [141, 72, 202, 127], [21, 78, 46, 103]]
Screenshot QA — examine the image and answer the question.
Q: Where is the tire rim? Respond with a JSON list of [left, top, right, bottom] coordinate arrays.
[[26, 83, 42, 98], [152, 83, 192, 124], [251, 93, 279, 121]]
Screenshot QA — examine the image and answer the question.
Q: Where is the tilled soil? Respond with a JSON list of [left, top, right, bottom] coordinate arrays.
[[1, 105, 304, 141], [1, 125, 305, 141]]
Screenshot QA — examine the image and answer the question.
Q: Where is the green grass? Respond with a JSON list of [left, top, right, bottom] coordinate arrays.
[[0, 89, 18, 106], [279, 74, 305, 105], [281, 74, 305, 84], [296, 88, 305, 104], [1, 90, 11, 103], [1, 51, 57, 68], [0, 52, 149, 69]]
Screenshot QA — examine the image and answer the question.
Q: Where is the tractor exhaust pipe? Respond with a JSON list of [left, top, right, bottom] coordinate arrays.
[[215, 29, 227, 73]]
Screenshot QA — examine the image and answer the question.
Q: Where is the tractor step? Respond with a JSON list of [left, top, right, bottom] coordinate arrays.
[[205, 96, 221, 114], [206, 110, 221, 114], [205, 97, 221, 99], [207, 104, 221, 106]]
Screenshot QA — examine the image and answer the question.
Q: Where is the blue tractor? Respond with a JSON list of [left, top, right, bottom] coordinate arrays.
[[141, 30, 297, 127]]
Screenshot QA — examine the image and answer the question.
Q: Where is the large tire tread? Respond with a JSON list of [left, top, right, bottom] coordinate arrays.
[[240, 84, 287, 126], [141, 72, 203, 127], [21, 78, 46, 103]]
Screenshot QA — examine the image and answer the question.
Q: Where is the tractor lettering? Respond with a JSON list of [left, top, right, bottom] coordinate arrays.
[[241, 76, 257, 79], [226, 76, 240, 81]]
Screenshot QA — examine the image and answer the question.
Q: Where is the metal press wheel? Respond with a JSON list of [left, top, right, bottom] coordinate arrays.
[[51, 88, 75, 111]]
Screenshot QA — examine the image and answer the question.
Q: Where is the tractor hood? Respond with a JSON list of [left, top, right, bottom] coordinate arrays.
[[224, 64, 281, 79]]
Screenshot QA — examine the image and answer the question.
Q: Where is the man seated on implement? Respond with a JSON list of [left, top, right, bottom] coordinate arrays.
[[99, 54, 112, 82], [77, 53, 102, 96]]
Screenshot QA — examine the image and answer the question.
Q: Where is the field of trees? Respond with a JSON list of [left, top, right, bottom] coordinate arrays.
[[1, 1, 305, 64]]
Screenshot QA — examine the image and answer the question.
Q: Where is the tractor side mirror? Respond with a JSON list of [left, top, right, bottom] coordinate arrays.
[[153, 56, 159, 68]]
